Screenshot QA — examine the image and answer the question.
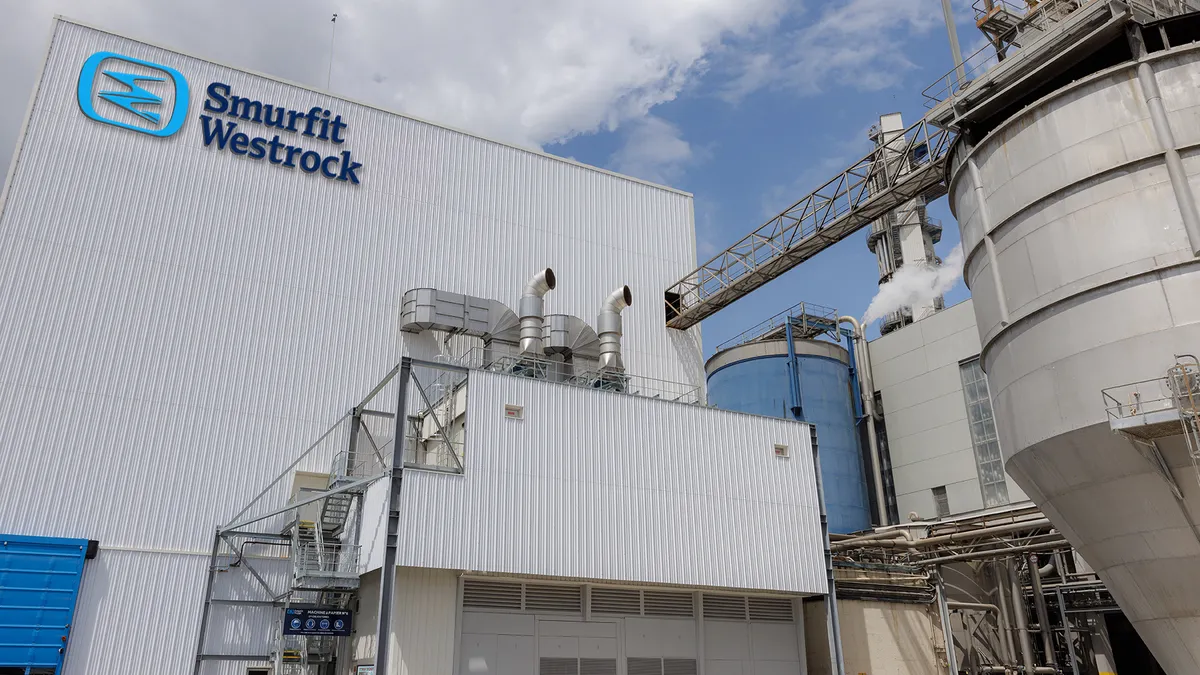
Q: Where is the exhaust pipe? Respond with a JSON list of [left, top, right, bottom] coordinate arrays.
[[519, 268, 556, 355], [598, 286, 633, 372]]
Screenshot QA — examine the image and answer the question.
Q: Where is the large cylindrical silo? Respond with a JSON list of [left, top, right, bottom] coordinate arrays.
[[947, 40, 1200, 672], [705, 338, 871, 534]]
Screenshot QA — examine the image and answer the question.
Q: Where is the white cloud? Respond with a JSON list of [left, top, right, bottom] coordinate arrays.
[[608, 115, 703, 185], [0, 0, 787, 168], [719, 0, 942, 103]]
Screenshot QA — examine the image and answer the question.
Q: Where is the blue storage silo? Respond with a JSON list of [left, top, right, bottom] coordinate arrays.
[[705, 337, 872, 534]]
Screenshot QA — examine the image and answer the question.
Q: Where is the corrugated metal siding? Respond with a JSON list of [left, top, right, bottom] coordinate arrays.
[[0, 20, 699, 675], [351, 567, 458, 674], [393, 370, 826, 594]]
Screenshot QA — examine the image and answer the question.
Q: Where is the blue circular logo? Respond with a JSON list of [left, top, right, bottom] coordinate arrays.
[[319, 619, 331, 630], [333, 619, 345, 630], [290, 618, 301, 629], [305, 619, 316, 629]]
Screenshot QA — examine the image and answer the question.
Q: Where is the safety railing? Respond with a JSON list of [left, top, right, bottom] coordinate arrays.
[[1101, 376, 1180, 422], [454, 347, 703, 404], [715, 301, 840, 352], [923, 0, 1088, 107], [328, 449, 386, 485], [293, 542, 360, 582]]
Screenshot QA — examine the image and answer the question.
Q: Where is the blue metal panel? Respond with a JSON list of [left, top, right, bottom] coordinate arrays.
[[707, 352, 871, 533], [0, 535, 90, 674]]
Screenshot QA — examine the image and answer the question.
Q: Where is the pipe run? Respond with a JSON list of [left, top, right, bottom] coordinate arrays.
[[838, 315, 889, 526], [519, 268, 557, 355], [597, 285, 632, 372], [831, 518, 1053, 551]]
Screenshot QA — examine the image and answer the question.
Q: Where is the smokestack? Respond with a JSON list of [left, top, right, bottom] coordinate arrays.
[[598, 286, 633, 372], [519, 268, 556, 355]]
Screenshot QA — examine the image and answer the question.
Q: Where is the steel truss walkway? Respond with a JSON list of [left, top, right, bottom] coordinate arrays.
[[663, 117, 953, 330]]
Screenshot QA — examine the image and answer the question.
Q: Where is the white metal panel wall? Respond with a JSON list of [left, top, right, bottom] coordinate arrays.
[[392, 370, 826, 593], [0, 19, 699, 673], [351, 567, 458, 675]]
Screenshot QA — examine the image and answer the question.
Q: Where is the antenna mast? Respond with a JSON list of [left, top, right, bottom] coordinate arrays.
[[327, 13, 338, 90]]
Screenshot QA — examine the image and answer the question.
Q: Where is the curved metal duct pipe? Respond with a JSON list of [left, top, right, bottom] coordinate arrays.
[[519, 268, 557, 355], [839, 315, 888, 526], [598, 286, 633, 372]]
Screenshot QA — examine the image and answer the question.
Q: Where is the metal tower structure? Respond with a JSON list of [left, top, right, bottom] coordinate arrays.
[[865, 112, 946, 334]]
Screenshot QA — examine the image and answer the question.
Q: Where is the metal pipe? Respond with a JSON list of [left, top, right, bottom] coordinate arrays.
[[838, 315, 888, 526], [1008, 557, 1036, 674], [948, 601, 1001, 613], [1028, 553, 1057, 667], [597, 285, 632, 372], [994, 559, 1017, 665], [832, 518, 1053, 551], [1130, 31, 1200, 256], [934, 567, 959, 675], [785, 320, 804, 420], [519, 268, 557, 355], [940, 0, 967, 86], [812, 427, 845, 675], [1055, 588, 1081, 675]]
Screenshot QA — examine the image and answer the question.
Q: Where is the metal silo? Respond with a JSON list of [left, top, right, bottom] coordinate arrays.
[[706, 304, 872, 534], [937, 13, 1200, 671]]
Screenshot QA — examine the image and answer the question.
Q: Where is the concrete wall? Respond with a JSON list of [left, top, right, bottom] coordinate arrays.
[[867, 300, 1027, 519], [804, 599, 942, 675]]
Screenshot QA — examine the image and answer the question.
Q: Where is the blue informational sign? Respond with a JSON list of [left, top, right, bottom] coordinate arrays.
[[282, 607, 352, 636]]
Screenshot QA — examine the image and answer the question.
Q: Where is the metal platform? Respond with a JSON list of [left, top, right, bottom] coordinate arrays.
[[714, 301, 840, 352]]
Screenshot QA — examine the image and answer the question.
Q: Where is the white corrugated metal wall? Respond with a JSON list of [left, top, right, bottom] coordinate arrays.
[[0, 18, 699, 674], [390, 370, 827, 594]]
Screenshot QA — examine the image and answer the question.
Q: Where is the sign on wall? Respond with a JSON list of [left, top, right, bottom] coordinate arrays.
[[75, 50, 363, 184], [282, 607, 352, 636]]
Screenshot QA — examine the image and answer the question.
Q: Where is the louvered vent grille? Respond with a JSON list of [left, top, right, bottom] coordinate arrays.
[[580, 658, 617, 675], [663, 659, 698, 675], [463, 580, 522, 610], [591, 588, 641, 615], [748, 597, 794, 622], [525, 584, 583, 613], [627, 658, 662, 675], [643, 591, 694, 617], [702, 594, 747, 620], [540, 657, 579, 675]]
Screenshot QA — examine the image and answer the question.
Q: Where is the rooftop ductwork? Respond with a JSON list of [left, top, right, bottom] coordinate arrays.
[[597, 285, 632, 373], [542, 314, 601, 361], [399, 288, 520, 344], [519, 268, 556, 355]]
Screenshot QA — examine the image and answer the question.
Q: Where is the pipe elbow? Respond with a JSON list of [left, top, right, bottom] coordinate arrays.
[[838, 315, 862, 337], [523, 268, 557, 298], [602, 285, 633, 314]]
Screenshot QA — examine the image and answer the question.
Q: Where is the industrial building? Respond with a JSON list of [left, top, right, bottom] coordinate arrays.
[[7, 1, 1200, 674]]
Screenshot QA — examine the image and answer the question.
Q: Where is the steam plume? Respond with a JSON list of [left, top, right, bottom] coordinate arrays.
[[862, 244, 964, 325]]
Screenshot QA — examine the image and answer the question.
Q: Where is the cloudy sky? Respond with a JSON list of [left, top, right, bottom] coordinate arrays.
[[1, 0, 977, 348]]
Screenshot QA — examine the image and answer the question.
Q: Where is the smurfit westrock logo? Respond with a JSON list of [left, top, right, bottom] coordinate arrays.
[[77, 51, 189, 137], [77, 50, 363, 184]]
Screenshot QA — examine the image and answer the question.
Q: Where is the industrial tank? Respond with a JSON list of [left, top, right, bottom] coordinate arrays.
[[946, 39, 1200, 672], [706, 338, 871, 534]]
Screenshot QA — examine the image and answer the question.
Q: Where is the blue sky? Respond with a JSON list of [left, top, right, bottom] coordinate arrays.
[[548, 2, 977, 351]]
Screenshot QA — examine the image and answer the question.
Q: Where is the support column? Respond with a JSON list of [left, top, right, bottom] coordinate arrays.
[[374, 358, 412, 675]]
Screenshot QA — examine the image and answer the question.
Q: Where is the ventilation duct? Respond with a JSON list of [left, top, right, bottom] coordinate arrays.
[[543, 314, 601, 361], [399, 288, 520, 344], [519, 268, 556, 355], [597, 286, 632, 372]]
